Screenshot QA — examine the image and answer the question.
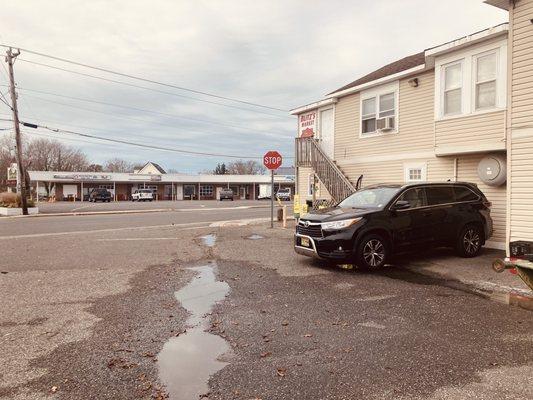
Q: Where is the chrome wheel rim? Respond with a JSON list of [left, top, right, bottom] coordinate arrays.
[[463, 228, 480, 255], [363, 239, 385, 267]]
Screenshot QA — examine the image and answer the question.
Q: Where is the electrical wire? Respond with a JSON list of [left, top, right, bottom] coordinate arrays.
[[17, 58, 291, 119], [1, 84, 292, 139], [23, 93, 292, 143], [0, 45, 289, 112], [21, 121, 276, 159]]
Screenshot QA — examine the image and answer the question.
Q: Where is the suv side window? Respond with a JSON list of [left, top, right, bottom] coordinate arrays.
[[454, 186, 479, 202], [396, 188, 428, 209], [426, 186, 455, 206]]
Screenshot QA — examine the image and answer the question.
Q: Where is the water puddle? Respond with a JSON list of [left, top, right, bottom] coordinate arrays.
[[200, 234, 217, 247], [246, 234, 264, 240], [158, 263, 230, 400]]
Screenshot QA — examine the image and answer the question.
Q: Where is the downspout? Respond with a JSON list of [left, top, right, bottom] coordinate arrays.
[[505, 6, 514, 256], [453, 158, 458, 182]]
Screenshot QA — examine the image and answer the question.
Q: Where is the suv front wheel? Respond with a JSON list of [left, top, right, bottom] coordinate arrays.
[[355, 234, 389, 271], [456, 224, 483, 258]]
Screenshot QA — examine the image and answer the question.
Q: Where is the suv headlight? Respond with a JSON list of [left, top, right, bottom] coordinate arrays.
[[321, 218, 362, 231]]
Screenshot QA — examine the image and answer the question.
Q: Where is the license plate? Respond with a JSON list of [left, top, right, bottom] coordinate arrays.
[[300, 237, 310, 247]]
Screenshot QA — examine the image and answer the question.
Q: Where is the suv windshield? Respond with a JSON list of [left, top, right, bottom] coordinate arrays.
[[338, 187, 400, 209]]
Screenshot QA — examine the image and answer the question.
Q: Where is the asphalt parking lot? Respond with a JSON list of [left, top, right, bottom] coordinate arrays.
[[1, 210, 532, 400]]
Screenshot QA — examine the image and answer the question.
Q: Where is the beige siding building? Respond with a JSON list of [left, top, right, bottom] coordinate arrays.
[[292, 22, 510, 249]]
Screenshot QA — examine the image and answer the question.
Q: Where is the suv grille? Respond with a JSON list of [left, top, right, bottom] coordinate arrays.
[[297, 221, 323, 238]]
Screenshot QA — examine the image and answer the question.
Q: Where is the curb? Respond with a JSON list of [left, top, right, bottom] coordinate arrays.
[[508, 293, 533, 311]]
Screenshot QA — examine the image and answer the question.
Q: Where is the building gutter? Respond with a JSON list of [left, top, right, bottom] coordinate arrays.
[[290, 98, 338, 115], [425, 23, 508, 60], [323, 64, 428, 100], [483, 0, 510, 10]]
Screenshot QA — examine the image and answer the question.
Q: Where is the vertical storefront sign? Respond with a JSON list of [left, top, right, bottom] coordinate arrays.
[[298, 111, 317, 138]]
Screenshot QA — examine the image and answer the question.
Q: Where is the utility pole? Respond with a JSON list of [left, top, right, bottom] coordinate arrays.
[[6, 48, 28, 215]]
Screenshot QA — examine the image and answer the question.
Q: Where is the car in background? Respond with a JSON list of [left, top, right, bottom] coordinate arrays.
[[276, 188, 291, 201], [89, 188, 112, 202], [132, 189, 154, 202], [219, 188, 234, 201], [295, 182, 492, 270]]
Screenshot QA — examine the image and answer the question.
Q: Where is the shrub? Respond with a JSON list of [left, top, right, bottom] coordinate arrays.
[[0, 192, 35, 208]]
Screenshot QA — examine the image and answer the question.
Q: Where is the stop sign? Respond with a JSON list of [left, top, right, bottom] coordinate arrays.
[[263, 151, 282, 170]]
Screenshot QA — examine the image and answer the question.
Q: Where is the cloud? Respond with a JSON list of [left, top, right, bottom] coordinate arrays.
[[0, 0, 506, 172]]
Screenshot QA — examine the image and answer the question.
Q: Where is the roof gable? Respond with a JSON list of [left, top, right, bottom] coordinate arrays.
[[137, 162, 166, 174]]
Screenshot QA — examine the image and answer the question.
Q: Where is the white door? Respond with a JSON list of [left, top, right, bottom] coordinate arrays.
[[319, 108, 334, 159]]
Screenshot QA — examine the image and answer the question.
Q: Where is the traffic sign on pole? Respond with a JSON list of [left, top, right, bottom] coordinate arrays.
[[263, 151, 282, 170], [263, 151, 282, 228]]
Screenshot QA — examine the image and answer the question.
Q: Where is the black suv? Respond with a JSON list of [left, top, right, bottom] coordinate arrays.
[[89, 188, 112, 202], [295, 182, 492, 269]]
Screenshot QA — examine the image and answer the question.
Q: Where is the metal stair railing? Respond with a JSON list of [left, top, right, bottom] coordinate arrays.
[[296, 137, 356, 202]]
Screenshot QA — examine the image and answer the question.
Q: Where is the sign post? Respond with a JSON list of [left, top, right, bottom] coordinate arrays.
[[263, 151, 283, 228]]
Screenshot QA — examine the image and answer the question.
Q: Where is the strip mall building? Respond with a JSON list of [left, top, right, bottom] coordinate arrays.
[[28, 162, 294, 201]]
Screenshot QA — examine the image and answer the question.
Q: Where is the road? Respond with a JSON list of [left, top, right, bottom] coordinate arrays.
[[0, 201, 280, 239], [34, 199, 274, 214], [0, 207, 532, 400]]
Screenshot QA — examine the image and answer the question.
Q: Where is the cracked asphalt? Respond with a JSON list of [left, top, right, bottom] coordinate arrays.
[[1, 210, 532, 400]]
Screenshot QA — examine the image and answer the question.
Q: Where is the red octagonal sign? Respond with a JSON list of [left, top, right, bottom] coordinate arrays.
[[263, 150, 282, 170]]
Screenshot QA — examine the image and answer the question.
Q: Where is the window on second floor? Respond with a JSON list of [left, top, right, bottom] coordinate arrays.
[[436, 39, 506, 120], [475, 52, 497, 110], [360, 83, 398, 136], [443, 62, 462, 115]]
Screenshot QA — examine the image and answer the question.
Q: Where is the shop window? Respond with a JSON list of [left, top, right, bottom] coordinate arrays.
[[200, 185, 213, 197]]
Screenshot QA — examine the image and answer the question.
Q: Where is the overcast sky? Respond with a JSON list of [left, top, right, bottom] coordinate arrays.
[[0, 0, 506, 173]]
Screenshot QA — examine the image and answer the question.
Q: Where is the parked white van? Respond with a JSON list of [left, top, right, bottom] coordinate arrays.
[[132, 189, 154, 202]]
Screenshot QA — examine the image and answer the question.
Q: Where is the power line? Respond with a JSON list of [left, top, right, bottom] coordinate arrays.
[[2, 84, 291, 139], [22, 93, 292, 143], [18, 58, 291, 119], [21, 120, 292, 159], [0, 44, 289, 112], [0, 93, 12, 110]]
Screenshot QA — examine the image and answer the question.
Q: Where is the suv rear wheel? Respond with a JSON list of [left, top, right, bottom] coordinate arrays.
[[456, 224, 483, 258], [356, 234, 389, 271]]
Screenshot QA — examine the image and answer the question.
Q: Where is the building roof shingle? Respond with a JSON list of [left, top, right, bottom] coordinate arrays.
[[328, 51, 426, 95]]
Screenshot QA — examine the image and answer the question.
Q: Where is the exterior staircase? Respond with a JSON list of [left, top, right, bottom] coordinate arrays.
[[295, 137, 357, 204]]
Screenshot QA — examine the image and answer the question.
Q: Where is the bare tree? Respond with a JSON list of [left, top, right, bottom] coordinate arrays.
[[226, 160, 265, 175], [23, 138, 90, 195], [104, 158, 134, 173], [87, 163, 103, 172], [0, 134, 15, 191]]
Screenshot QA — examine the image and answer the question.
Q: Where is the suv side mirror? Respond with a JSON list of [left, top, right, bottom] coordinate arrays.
[[392, 200, 411, 210]]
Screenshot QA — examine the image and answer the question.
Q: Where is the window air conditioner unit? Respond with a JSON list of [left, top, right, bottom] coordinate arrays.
[[376, 116, 395, 132]]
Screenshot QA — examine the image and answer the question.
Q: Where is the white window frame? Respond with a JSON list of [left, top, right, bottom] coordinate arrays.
[[199, 184, 214, 197], [404, 162, 427, 183], [442, 60, 464, 116], [307, 174, 314, 196], [434, 37, 507, 120], [359, 81, 399, 138], [473, 50, 498, 111]]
